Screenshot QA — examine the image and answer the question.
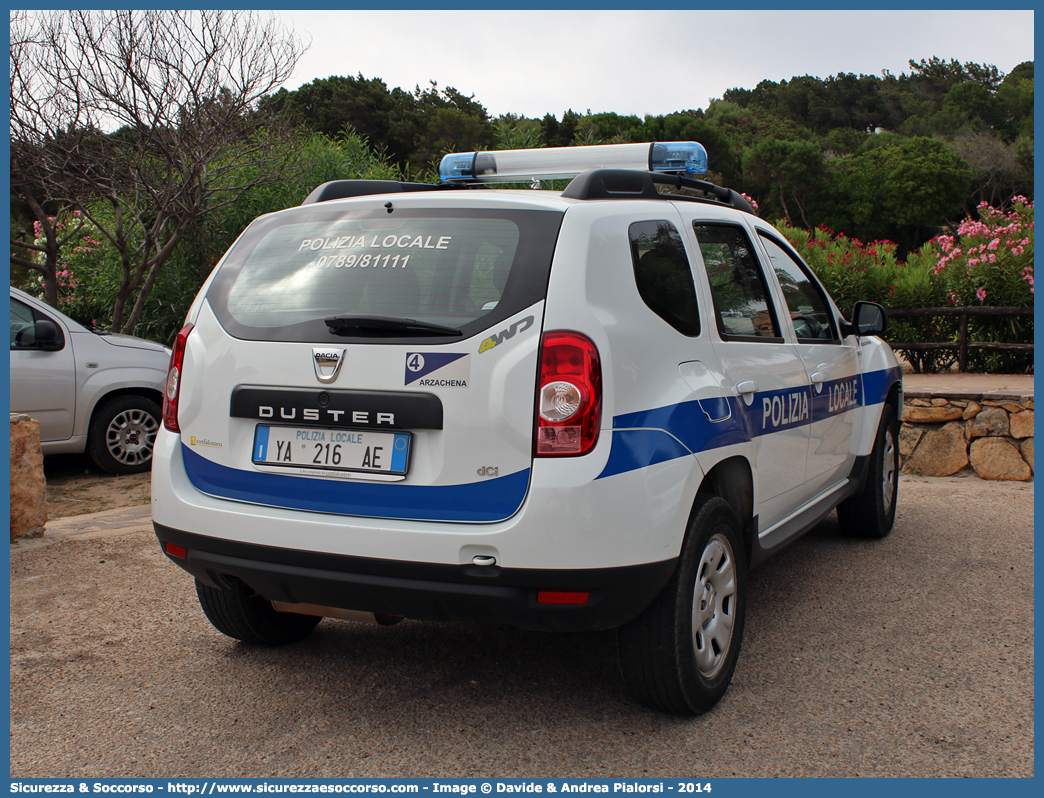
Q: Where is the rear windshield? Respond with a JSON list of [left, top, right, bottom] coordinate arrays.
[[206, 206, 562, 342]]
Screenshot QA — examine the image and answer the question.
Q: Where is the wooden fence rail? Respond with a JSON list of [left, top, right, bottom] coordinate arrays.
[[884, 306, 1033, 372]]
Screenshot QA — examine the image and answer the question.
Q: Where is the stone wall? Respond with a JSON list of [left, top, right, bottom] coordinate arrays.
[[10, 413, 47, 540], [901, 392, 1033, 480]]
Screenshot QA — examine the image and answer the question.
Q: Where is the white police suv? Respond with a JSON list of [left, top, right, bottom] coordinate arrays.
[[153, 142, 902, 715]]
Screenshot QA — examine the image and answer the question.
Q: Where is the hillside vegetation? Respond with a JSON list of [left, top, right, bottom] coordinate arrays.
[[10, 36, 1033, 371]]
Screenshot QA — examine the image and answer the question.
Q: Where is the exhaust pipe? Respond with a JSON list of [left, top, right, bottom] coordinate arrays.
[[271, 600, 403, 626]]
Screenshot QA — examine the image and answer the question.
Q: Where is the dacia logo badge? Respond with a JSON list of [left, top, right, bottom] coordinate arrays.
[[312, 348, 346, 384]]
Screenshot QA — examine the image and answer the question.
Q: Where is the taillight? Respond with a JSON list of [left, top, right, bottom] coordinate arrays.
[[535, 331, 602, 456], [162, 323, 194, 432]]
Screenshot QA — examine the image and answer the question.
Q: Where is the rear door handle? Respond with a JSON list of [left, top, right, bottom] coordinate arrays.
[[810, 372, 824, 393], [736, 380, 757, 395]]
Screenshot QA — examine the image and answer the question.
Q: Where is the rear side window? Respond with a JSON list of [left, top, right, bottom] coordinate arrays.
[[628, 220, 700, 337], [207, 207, 561, 343], [693, 223, 781, 341]]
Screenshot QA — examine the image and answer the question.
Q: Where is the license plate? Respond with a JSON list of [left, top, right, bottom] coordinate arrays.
[[252, 425, 411, 475]]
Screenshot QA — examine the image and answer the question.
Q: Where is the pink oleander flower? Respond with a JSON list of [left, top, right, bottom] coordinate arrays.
[[976, 287, 987, 302]]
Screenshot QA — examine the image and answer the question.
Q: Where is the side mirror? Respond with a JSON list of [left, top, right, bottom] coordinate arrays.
[[849, 301, 887, 337], [34, 319, 63, 350]]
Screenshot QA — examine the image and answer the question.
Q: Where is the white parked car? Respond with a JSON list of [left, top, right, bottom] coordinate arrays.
[[153, 142, 902, 714], [9, 286, 171, 474]]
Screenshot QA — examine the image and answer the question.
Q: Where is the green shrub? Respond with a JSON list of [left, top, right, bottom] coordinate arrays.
[[22, 133, 402, 345], [931, 197, 1034, 371], [776, 199, 1033, 373]]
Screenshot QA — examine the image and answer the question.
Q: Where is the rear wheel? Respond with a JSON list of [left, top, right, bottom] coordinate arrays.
[[618, 495, 747, 715], [195, 578, 321, 645], [837, 403, 899, 538]]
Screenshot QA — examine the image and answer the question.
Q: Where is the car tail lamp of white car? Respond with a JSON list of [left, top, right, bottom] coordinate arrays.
[[535, 331, 602, 456], [162, 324, 193, 432]]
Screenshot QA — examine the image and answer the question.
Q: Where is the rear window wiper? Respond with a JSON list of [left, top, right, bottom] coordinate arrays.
[[324, 315, 463, 337]]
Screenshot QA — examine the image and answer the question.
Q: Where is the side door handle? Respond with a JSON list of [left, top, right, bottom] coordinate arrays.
[[736, 380, 757, 397], [809, 371, 825, 394]]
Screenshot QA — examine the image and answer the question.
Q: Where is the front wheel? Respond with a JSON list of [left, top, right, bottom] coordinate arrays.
[[195, 578, 321, 645], [618, 495, 747, 715], [837, 403, 899, 538]]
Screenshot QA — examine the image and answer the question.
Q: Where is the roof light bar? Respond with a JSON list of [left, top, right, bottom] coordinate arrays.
[[439, 141, 708, 184]]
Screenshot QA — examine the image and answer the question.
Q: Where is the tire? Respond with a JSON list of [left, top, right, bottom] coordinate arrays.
[[836, 403, 899, 539], [618, 495, 747, 715], [195, 578, 321, 645], [87, 395, 161, 475]]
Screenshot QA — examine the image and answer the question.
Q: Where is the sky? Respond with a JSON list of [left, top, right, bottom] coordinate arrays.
[[273, 9, 1035, 119]]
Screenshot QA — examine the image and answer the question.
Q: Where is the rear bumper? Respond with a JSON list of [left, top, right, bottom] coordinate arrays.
[[155, 523, 676, 632]]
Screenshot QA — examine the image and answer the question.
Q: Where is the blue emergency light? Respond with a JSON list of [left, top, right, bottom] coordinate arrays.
[[438, 141, 709, 184]]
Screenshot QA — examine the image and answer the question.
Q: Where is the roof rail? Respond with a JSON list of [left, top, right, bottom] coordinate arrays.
[[298, 170, 755, 215], [561, 169, 756, 215], [301, 180, 447, 205]]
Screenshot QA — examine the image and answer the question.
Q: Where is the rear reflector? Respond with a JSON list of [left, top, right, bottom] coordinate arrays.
[[537, 591, 590, 605], [164, 542, 187, 559]]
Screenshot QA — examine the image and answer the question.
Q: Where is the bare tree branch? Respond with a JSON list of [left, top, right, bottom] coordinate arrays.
[[10, 10, 307, 332]]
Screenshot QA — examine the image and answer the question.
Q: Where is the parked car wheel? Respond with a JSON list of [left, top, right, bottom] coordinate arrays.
[[837, 403, 899, 538], [195, 578, 322, 645], [617, 495, 747, 715], [87, 395, 161, 475]]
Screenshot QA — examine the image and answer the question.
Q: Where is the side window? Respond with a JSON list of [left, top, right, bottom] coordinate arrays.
[[628, 220, 700, 337], [10, 298, 38, 348], [692, 223, 781, 340], [758, 233, 839, 342]]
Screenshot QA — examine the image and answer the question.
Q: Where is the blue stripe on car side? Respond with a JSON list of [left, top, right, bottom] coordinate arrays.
[[181, 444, 530, 523], [598, 430, 693, 479], [862, 365, 903, 407], [598, 399, 751, 480], [597, 366, 901, 480]]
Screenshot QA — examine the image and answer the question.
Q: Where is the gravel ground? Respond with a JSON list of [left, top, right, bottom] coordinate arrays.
[[9, 474, 1034, 778], [42, 452, 152, 518]]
